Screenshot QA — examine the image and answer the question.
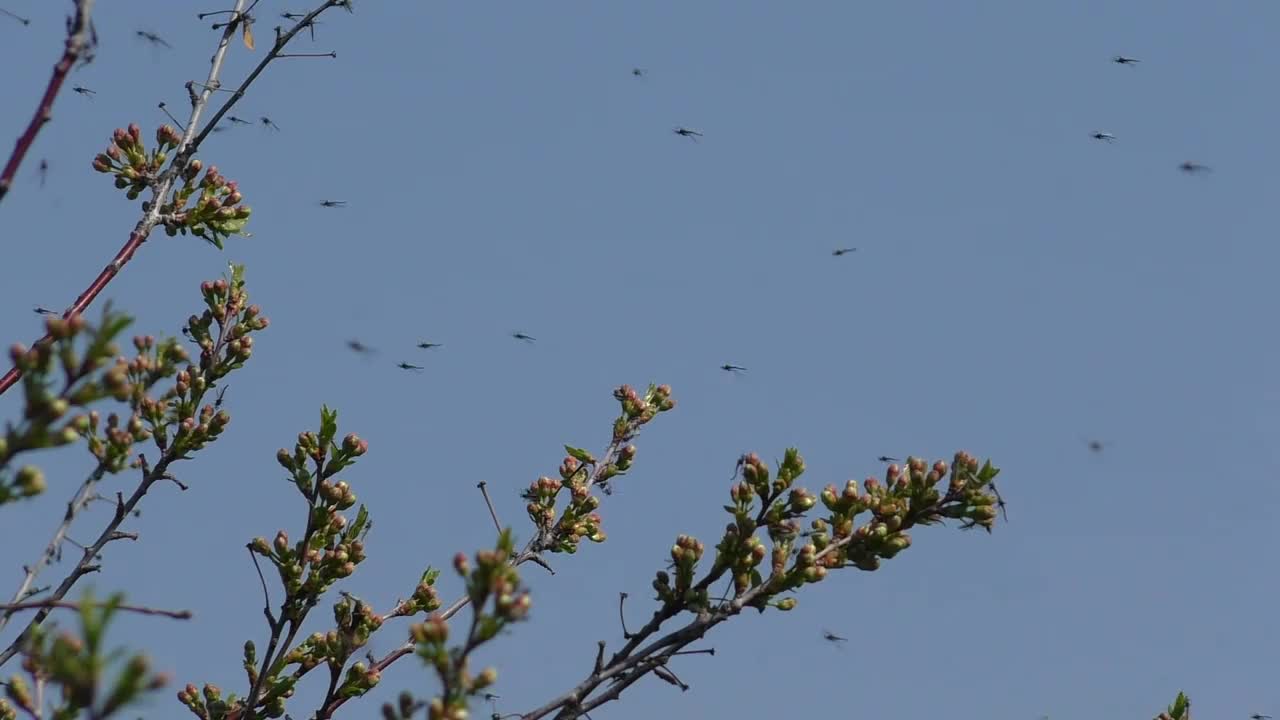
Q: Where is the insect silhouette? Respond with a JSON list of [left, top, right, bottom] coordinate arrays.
[[396, 362, 425, 372], [33, 306, 58, 316], [136, 30, 172, 49], [281, 12, 321, 40], [822, 630, 848, 646], [719, 364, 747, 374], [877, 456, 900, 463], [1090, 132, 1117, 143], [631, 67, 646, 77], [832, 247, 856, 256], [226, 116, 253, 126], [511, 332, 536, 344], [260, 116, 281, 132], [1112, 55, 1140, 65], [1179, 161, 1211, 175], [346, 339, 376, 355], [318, 200, 346, 208], [1249, 714, 1272, 720], [1083, 438, 1111, 454], [417, 342, 443, 350], [673, 127, 703, 142], [73, 86, 96, 98], [37, 159, 48, 188], [989, 480, 1008, 522], [214, 385, 229, 409], [1, 7, 31, 25]]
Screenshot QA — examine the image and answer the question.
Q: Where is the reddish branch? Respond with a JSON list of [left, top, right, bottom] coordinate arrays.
[[0, 0, 97, 204], [0, 229, 145, 395]]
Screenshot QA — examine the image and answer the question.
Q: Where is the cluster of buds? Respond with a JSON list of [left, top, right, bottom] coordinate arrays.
[[159, 163, 252, 248], [91, 123, 253, 249], [0, 309, 190, 502], [13, 594, 170, 720], [177, 682, 254, 720], [92, 123, 178, 199], [184, 266, 271, 379], [521, 383, 675, 555], [389, 568, 443, 619], [610, 383, 675, 446], [414, 533, 524, 720]]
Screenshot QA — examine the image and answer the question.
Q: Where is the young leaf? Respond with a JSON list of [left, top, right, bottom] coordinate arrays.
[[564, 445, 596, 465]]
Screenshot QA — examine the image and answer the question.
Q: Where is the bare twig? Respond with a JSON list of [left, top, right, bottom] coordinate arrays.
[[0, 0, 96, 204], [0, 599, 192, 620], [617, 593, 632, 639], [0, 457, 186, 667], [0, 0, 347, 398], [476, 481, 502, 534], [0, 464, 106, 635]]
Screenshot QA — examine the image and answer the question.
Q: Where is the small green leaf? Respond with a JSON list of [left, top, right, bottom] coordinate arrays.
[[319, 405, 338, 446], [564, 445, 596, 464], [420, 567, 440, 586]]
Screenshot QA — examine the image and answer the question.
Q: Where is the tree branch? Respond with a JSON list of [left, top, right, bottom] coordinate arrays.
[[0, 0, 97, 205], [0, 463, 106, 636], [0, 599, 192, 620], [0, 457, 179, 667], [0, 0, 345, 398]]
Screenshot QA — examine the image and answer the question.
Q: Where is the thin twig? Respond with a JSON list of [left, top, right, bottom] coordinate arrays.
[[0, 599, 192, 620], [0, 464, 106, 635], [0, 0, 345, 398], [0, 458, 182, 667], [0, 0, 96, 204], [476, 481, 502, 534], [617, 593, 632, 639]]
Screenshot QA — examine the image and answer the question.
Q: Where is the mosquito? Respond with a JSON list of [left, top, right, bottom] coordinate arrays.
[[1, 7, 30, 25], [1112, 55, 1139, 66], [1179, 161, 1211, 175], [512, 332, 536, 343], [877, 455, 900, 463], [346, 339, 376, 355], [719, 364, 747, 374], [73, 86, 96, 99], [37, 159, 48, 188], [136, 30, 172, 49], [673, 127, 703, 142], [214, 385, 229, 409], [1090, 132, 1117, 143], [989, 480, 1008, 522], [832, 247, 856, 256], [631, 67, 646, 77], [1083, 438, 1110, 454], [33, 306, 58, 316], [319, 200, 346, 208], [260, 116, 281, 132], [1249, 714, 1272, 720], [417, 342, 443, 350], [822, 630, 848, 646], [227, 116, 253, 126], [396, 362, 425, 372]]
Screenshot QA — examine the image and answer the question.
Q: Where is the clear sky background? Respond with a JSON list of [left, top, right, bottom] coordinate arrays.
[[2, 1, 1279, 719]]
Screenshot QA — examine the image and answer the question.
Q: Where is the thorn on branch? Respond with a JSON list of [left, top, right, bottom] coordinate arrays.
[[593, 641, 605, 674], [527, 553, 555, 576]]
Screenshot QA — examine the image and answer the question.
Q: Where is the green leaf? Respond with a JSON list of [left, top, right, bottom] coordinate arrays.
[[420, 567, 440, 586], [319, 405, 338, 446], [346, 505, 370, 541], [978, 460, 1000, 484], [564, 445, 596, 464]]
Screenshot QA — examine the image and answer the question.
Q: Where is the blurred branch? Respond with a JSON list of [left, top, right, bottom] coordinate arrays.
[[0, 463, 106, 636], [0, 0, 97, 205], [0, 598, 192, 619], [0, 0, 344, 398]]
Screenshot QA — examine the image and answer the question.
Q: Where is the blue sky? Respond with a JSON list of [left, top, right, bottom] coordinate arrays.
[[2, 1, 1279, 718]]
